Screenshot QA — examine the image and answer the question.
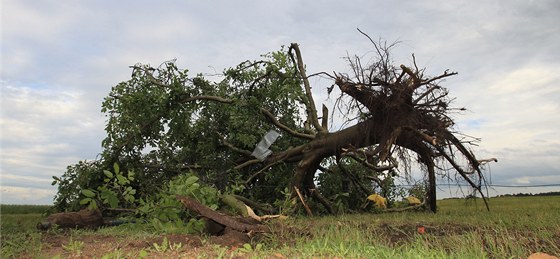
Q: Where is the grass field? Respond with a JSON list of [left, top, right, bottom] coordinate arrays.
[[1, 196, 559, 258]]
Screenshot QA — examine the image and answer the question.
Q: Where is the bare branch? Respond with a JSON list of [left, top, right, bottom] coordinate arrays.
[[400, 65, 421, 88], [181, 95, 233, 104], [309, 188, 335, 214], [343, 152, 397, 172], [245, 160, 284, 186], [413, 86, 441, 105], [233, 159, 261, 170], [408, 128, 438, 146], [294, 187, 313, 216], [334, 160, 372, 196], [260, 108, 315, 140], [289, 43, 325, 133], [321, 104, 329, 130], [477, 158, 498, 164], [218, 134, 252, 156]]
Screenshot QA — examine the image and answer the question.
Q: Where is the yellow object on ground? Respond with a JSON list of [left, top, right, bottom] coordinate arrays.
[[406, 196, 422, 206], [367, 194, 387, 209]]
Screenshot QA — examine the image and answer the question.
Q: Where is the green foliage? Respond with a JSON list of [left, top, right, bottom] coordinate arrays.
[[151, 236, 183, 253], [376, 174, 407, 206], [272, 187, 295, 215], [237, 243, 263, 254], [135, 173, 220, 233], [53, 48, 308, 213], [51, 46, 416, 216], [62, 237, 85, 254], [79, 163, 137, 210], [52, 160, 105, 212], [408, 182, 427, 201], [316, 157, 407, 213]]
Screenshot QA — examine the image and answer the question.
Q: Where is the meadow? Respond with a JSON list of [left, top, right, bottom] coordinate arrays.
[[1, 196, 559, 258]]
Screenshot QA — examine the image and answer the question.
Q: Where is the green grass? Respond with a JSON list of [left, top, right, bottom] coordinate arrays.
[[1, 214, 45, 258], [263, 196, 560, 258], [1, 196, 559, 258], [0, 204, 51, 214], [0, 205, 52, 257]]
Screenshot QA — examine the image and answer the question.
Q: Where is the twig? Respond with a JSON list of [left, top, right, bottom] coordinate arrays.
[[245, 160, 283, 186], [294, 187, 313, 216], [260, 108, 315, 140], [218, 133, 253, 156], [180, 95, 233, 104], [233, 159, 261, 170]]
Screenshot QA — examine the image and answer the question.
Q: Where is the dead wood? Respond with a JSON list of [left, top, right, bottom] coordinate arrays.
[[37, 209, 104, 230], [176, 195, 268, 233], [294, 187, 313, 216], [232, 194, 276, 215]]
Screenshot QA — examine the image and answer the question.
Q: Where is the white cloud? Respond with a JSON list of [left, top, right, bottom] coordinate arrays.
[[1, 84, 105, 200], [0, 186, 56, 205]]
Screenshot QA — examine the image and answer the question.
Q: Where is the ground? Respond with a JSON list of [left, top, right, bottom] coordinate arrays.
[[28, 222, 560, 258], [3, 196, 560, 258]]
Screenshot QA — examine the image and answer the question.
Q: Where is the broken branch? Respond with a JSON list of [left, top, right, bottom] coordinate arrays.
[[294, 186, 313, 216], [176, 195, 268, 233]]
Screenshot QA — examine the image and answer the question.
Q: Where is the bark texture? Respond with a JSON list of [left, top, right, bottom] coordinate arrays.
[[37, 209, 104, 230], [176, 195, 268, 233]]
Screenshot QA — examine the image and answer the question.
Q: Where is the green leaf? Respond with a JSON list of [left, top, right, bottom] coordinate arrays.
[[88, 201, 98, 210], [105, 195, 119, 208], [185, 175, 199, 186], [117, 174, 128, 185], [103, 170, 114, 179], [82, 189, 96, 198], [113, 163, 120, 174], [127, 170, 135, 181], [79, 198, 92, 205], [138, 249, 148, 258]]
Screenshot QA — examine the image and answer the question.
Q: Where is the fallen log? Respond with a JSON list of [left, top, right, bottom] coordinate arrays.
[[37, 209, 104, 230], [176, 195, 268, 233]]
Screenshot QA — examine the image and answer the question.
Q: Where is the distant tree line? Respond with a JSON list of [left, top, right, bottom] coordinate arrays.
[[496, 191, 560, 197]]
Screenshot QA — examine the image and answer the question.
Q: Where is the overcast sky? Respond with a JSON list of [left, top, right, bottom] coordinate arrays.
[[2, 0, 559, 205]]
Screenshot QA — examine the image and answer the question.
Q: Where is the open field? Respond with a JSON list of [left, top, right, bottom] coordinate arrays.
[[1, 196, 559, 258]]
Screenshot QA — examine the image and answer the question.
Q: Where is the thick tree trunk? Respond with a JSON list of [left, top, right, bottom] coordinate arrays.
[[288, 119, 384, 213], [426, 161, 437, 213]]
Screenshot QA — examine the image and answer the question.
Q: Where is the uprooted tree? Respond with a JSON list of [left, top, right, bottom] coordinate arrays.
[[53, 34, 495, 216]]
